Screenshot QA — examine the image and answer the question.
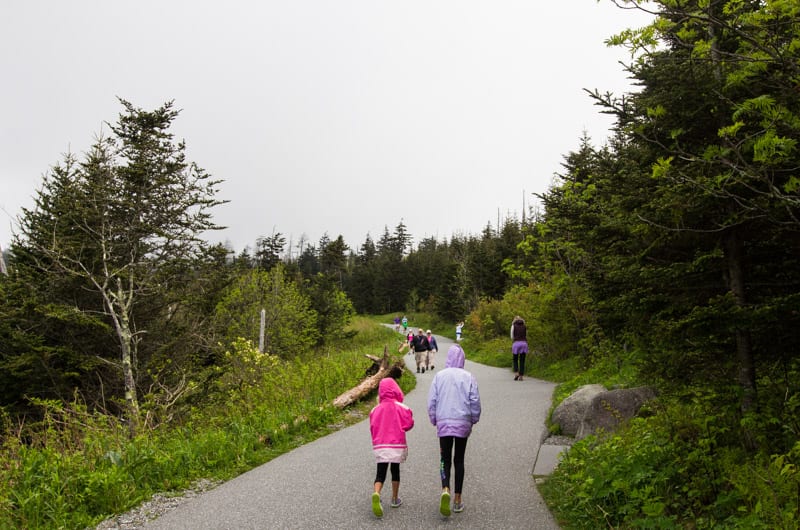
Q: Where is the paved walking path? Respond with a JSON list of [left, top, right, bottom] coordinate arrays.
[[145, 334, 560, 529]]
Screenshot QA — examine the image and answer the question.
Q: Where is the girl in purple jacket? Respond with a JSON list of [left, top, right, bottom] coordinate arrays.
[[427, 344, 481, 516], [369, 377, 414, 518]]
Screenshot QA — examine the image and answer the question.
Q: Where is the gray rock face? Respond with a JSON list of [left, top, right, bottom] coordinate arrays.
[[550, 384, 606, 436], [576, 386, 657, 440], [551, 384, 657, 440]]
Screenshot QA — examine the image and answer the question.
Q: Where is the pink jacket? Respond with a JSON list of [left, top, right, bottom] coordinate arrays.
[[369, 377, 414, 463]]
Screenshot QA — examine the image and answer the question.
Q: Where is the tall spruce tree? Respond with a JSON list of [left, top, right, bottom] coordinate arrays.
[[14, 99, 224, 434]]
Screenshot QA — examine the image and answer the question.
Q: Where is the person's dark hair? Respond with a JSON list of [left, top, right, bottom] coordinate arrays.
[[388, 365, 403, 380]]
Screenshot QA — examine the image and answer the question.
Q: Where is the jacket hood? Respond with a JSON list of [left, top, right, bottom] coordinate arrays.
[[445, 344, 466, 369], [379, 376, 404, 403]]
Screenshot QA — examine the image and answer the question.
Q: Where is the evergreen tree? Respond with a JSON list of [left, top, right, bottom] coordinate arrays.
[[12, 100, 224, 433], [348, 234, 379, 313], [255, 232, 286, 270]]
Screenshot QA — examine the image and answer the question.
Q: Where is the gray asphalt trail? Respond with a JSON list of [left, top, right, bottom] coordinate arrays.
[[145, 334, 559, 529]]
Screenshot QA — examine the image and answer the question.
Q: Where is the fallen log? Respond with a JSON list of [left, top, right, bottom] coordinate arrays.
[[364, 354, 383, 376], [332, 346, 404, 409]]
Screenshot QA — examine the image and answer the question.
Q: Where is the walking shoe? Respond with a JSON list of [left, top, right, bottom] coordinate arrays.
[[453, 501, 464, 513], [391, 498, 403, 508], [416, 368, 420, 373], [439, 490, 451, 517], [421, 367, 425, 373], [372, 492, 383, 518]]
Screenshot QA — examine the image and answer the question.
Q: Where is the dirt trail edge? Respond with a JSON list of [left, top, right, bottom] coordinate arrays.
[[145, 335, 560, 529]]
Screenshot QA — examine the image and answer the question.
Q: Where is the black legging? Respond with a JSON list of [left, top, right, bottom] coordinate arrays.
[[439, 436, 468, 494], [375, 462, 400, 484], [513, 353, 526, 375]]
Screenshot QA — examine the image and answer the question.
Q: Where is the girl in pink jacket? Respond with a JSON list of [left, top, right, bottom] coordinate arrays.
[[369, 376, 414, 518]]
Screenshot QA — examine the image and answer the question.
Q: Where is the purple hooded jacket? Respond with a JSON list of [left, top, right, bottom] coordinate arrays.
[[427, 344, 481, 438]]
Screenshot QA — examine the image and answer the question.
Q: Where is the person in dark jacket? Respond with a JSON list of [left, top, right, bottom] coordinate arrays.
[[412, 328, 430, 373], [510, 316, 528, 381]]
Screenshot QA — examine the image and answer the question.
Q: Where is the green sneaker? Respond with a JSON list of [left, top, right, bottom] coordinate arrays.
[[372, 492, 383, 518], [439, 490, 451, 517]]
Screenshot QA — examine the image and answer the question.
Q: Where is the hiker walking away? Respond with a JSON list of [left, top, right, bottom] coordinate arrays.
[[427, 344, 481, 516], [412, 328, 430, 373], [426, 330, 438, 370], [511, 316, 528, 381], [369, 377, 414, 517], [394, 315, 401, 332], [401, 315, 408, 332], [455, 321, 464, 341]]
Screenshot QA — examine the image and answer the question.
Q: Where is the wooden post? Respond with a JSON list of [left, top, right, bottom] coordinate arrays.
[[258, 308, 266, 353]]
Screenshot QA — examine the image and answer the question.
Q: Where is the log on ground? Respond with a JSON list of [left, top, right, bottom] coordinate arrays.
[[332, 346, 404, 409]]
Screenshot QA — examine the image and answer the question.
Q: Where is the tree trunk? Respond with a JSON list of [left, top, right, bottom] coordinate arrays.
[[108, 278, 140, 437], [722, 229, 757, 416], [708, 3, 757, 419], [118, 309, 141, 437]]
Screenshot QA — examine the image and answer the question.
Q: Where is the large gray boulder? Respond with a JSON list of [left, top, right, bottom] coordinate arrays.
[[576, 386, 657, 440], [550, 384, 606, 437]]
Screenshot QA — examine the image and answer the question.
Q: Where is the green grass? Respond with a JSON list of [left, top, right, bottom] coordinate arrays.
[[0, 316, 410, 529]]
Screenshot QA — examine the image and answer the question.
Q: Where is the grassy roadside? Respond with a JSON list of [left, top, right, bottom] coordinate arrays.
[[0, 316, 410, 529]]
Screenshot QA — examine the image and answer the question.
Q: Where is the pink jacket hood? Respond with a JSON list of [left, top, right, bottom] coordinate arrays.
[[378, 377, 404, 403]]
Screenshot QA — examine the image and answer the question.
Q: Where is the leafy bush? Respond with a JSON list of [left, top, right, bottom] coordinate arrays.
[[214, 266, 319, 357], [540, 393, 800, 529]]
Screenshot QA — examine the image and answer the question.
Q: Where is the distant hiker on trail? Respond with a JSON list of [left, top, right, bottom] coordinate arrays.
[[427, 344, 481, 517], [426, 330, 438, 370], [511, 316, 528, 381], [412, 328, 431, 373], [406, 330, 414, 355], [394, 315, 401, 332], [401, 315, 408, 332], [455, 321, 464, 341], [369, 377, 414, 518]]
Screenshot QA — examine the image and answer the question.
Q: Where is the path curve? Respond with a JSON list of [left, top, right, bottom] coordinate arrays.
[[145, 333, 560, 529]]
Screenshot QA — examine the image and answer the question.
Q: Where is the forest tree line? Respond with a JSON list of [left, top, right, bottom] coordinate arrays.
[[0, 96, 531, 431]]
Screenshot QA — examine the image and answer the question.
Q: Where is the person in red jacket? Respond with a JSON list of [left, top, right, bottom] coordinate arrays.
[[369, 376, 415, 517]]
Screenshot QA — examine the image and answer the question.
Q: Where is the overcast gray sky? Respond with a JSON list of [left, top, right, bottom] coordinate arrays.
[[0, 1, 653, 255]]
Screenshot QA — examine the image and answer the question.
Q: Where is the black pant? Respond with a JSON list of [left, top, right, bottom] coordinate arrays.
[[439, 436, 468, 494], [375, 462, 400, 484], [513, 353, 526, 375]]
